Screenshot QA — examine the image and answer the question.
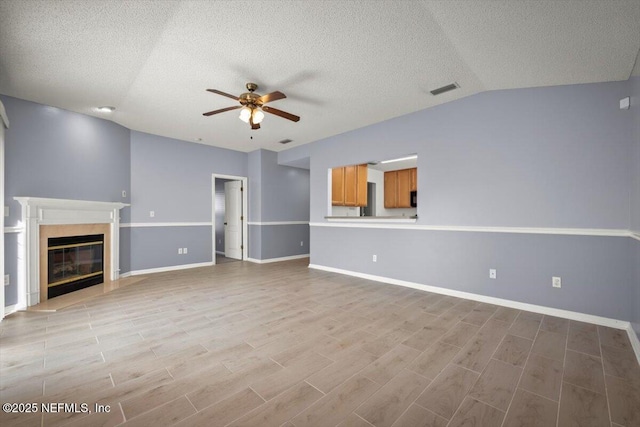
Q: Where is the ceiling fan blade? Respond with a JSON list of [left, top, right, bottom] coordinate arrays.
[[262, 105, 300, 122], [206, 89, 239, 100], [257, 91, 286, 104], [202, 105, 241, 116]]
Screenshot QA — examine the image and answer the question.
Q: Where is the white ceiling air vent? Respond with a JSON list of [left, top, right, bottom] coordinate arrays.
[[430, 82, 459, 96], [278, 139, 293, 144]]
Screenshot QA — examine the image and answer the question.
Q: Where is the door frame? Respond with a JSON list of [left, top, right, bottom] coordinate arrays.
[[223, 180, 242, 260], [212, 174, 248, 265], [0, 101, 7, 320]]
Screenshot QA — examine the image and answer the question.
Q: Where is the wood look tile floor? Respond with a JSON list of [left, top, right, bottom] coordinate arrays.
[[1, 258, 639, 427]]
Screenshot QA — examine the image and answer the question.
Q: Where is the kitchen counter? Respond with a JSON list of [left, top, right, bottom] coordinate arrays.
[[324, 215, 417, 223]]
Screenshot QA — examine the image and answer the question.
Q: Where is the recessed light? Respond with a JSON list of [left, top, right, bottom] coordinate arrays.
[[97, 106, 115, 113], [195, 138, 203, 142]]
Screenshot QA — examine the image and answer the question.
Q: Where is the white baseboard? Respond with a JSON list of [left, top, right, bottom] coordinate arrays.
[[308, 264, 630, 331], [2, 304, 19, 318], [215, 251, 225, 255], [247, 254, 310, 264], [119, 272, 132, 278], [628, 325, 640, 366], [128, 262, 214, 276]]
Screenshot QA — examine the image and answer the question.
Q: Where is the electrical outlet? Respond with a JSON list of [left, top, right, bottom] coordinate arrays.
[[4, 275, 9, 286], [552, 276, 562, 288], [183, 247, 188, 254], [4, 206, 8, 217], [489, 269, 497, 279], [150, 211, 155, 218], [218, 239, 221, 244], [178, 248, 183, 255], [300, 241, 304, 247], [122, 190, 126, 198], [372, 254, 377, 262]]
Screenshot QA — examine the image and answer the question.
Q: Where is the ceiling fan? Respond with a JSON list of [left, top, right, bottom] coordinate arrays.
[[203, 82, 300, 130]]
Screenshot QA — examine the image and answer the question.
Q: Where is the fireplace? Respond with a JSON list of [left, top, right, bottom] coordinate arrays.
[[15, 197, 128, 308], [39, 223, 111, 304], [47, 234, 104, 299]]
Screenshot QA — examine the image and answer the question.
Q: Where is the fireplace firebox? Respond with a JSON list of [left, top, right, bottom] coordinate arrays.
[[47, 234, 104, 299]]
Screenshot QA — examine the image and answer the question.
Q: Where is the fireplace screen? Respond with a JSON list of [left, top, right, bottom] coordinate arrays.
[[48, 234, 104, 298]]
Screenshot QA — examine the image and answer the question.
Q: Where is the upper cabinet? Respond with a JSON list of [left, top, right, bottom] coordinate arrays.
[[410, 167, 417, 192], [384, 167, 416, 208], [332, 164, 368, 207], [331, 167, 345, 206]]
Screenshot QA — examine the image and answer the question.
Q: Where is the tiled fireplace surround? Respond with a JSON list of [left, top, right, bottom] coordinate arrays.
[[14, 197, 128, 308]]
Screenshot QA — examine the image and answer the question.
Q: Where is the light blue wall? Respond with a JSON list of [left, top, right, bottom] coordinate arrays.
[[2, 96, 131, 225], [2, 95, 131, 306], [248, 150, 262, 260], [248, 150, 262, 222], [278, 143, 311, 169], [130, 226, 211, 271], [129, 131, 246, 223], [309, 81, 633, 228], [119, 227, 131, 275], [630, 76, 640, 339], [261, 224, 309, 259], [260, 150, 310, 222], [129, 131, 246, 271], [303, 79, 637, 323], [630, 76, 640, 234], [248, 149, 310, 260], [312, 227, 632, 320]]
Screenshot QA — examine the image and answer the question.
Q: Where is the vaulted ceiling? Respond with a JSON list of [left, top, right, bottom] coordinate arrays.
[[1, 0, 638, 152]]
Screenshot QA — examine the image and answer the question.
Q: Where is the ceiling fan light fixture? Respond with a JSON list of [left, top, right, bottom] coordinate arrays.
[[252, 108, 265, 124], [239, 106, 251, 123], [205, 83, 299, 129]]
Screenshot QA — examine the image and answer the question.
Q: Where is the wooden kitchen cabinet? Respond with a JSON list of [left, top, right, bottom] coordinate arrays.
[[344, 165, 357, 206], [410, 167, 417, 192], [332, 164, 368, 206], [331, 167, 345, 205], [356, 164, 368, 206], [384, 167, 417, 208], [384, 170, 397, 208], [396, 168, 412, 208]]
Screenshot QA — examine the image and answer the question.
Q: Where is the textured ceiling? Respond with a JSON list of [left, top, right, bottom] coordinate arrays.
[[0, 0, 638, 153]]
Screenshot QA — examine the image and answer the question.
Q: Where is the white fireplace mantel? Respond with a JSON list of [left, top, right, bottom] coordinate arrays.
[[14, 197, 129, 308]]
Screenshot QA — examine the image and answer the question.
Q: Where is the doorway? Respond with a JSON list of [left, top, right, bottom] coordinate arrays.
[[212, 174, 248, 265]]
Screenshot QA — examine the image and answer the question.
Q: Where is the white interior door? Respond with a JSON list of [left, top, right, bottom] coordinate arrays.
[[224, 180, 243, 260]]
